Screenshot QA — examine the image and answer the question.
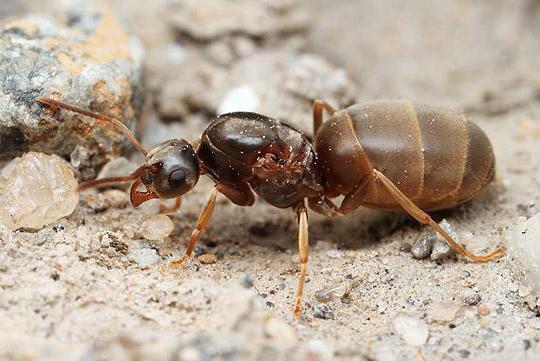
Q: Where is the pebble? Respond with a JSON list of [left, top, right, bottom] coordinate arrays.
[[510, 214, 540, 291], [0, 152, 79, 230], [264, 318, 297, 348], [431, 219, 457, 260], [411, 235, 434, 259], [96, 158, 138, 189], [240, 273, 254, 288], [218, 85, 260, 114], [462, 289, 481, 306], [410, 219, 457, 260], [393, 313, 429, 346], [197, 253, 217, 265], [313, 304, 335, 320], [314, 283, 350, 303], [429, 302, 461, 322], [128, 248, 161, 266], [140, 215, 174, 241], [326, 249, 343, 259], [102, 189, 129, 209], [0, 5, 143, 164], [477, 304, 491, 316]]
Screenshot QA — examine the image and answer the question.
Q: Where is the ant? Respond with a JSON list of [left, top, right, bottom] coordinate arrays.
[[37, 97, 505, 316]]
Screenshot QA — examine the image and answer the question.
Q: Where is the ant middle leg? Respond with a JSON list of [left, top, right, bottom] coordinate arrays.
[[171, 186, 218, 267], [372, 169, 505, 262], [160, 197, 182, 213], [293, 202, 309, 316]]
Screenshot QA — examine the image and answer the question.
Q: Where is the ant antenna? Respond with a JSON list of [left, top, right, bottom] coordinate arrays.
[[37, 97, 148, 157]]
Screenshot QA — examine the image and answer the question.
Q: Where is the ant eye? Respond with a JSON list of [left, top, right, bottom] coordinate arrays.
[[168, 169, 186, 187]]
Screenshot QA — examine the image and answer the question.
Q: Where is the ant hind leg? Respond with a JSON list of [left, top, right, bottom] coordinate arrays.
[[372, 169, 505, 262]]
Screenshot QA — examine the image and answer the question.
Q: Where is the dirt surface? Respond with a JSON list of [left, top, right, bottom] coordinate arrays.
[[1, 1, 540, 360]]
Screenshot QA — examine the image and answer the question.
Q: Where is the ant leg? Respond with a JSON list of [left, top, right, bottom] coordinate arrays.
[[217, 183, 255, 206], [171, 186, 218, 267], [293, 202, 309, 316], [312, 99, 337, 135], [160, 197, 182, 213], [37, 97, 148, 156], [372, 169, 505, 262], [308, 174, 375, 217]]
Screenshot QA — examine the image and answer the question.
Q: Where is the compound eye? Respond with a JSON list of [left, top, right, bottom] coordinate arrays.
[[168, 169, 187, 188]]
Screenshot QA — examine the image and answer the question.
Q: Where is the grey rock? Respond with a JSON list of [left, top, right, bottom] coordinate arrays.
[[462, 289, 481, 306], [431, 219, 457, 260], [313, 304, 335, 320], [170, 0, 309, 42], [96, 157, 138, 189], [411, 235, 434, 259], [0, 1, 143, 167], [153, 50, 357, 132]]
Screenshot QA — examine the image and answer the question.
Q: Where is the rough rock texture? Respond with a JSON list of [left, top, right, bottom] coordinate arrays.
[[0, 1, 143, 167], [0, 151, 78, 230], [170, 0, 309, 42], [511, 214, 540, 291]]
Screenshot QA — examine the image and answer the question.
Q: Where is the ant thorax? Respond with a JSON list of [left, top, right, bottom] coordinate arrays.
[[197, 112, 324, 208]]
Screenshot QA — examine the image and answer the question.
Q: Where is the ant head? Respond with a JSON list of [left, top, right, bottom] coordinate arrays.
[[132, 139, 199, 206]]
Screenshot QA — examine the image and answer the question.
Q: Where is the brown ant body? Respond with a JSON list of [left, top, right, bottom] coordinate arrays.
[[37, 97, 505, 316]]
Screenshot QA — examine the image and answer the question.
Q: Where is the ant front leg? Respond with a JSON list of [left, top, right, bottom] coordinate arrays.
[[312, 99, 337, 135], [171, 186, 218, 267], [293, 202, 310, 316], [160, 197, 182, 214]]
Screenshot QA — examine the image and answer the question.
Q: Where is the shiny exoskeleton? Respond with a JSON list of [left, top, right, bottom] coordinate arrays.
[[36, 97, 504, 316]]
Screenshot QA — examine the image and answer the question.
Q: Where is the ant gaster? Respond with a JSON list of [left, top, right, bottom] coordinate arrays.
[[37, 97, 505, 316]]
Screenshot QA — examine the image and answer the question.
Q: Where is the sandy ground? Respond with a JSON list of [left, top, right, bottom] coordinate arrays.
[[1, 1, 540, 360]]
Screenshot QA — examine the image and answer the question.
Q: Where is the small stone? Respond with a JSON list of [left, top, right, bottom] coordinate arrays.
[[477, 304, 490, 316], [430, 219, 457, 260], [96, 157, 138, 189], [81, 193, 111, 213], [218, 85, 260, 114], [197, 253, 217, 265], [429, 302, 461, 322], [0, 4, 143, 164], [510, 214, 540, 291], [462, 289, 481, 306], [326, 249, 343, 259], [140, 215, 174, 241], [313, 304, 335, 320], [297, 339, 333, 361], [314, 283, 350, 303], [128, 248, 160, 266], [264, 318, 297, 348], [170, 0, 309, 41], [102, 189, 129, 209], [411, 235, 434, 259], [240, 273, 254, 288], [0, 152, 79, 230], [393, 313, 429, 346]]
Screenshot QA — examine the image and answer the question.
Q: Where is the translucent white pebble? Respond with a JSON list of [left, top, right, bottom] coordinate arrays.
[[393, 313, 429, 346], [218, 85, 260, 115], [140, 214, 174, 241], [510, 214, 540, 291], [0, 152, 79, 230]]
